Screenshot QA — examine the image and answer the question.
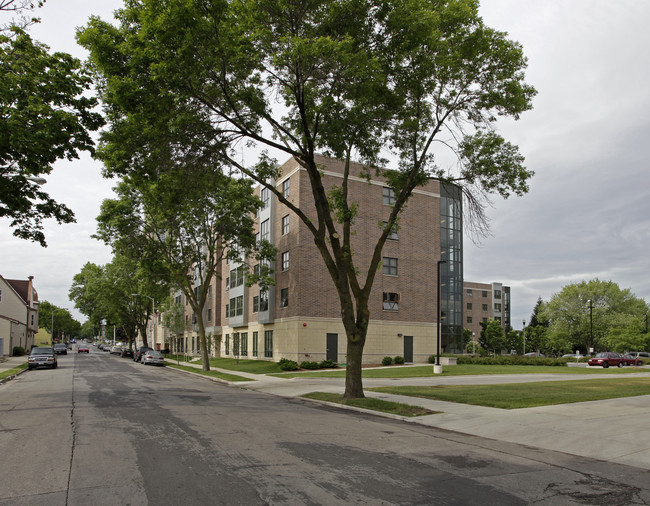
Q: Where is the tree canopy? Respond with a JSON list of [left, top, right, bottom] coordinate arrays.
[[79, 0, 535, 397]]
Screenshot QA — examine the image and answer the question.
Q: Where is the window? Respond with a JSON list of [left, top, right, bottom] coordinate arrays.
[[233, 333, 240, 356], [175, 295, 182, 305], [229, 296, 244, 317], [207, 308, 212, 322], [383, 292, 399, 310], [253, 331, 259, 357], [494, 303, 502, 312], [208, 285, 212, 298], [230, 266, 244, 288], [382, 187, 395, 206], [482, 290, 488, 297], [383, 221, 398, 240], [466, 303, 472, 310], [260, 219, 270, 242], [280, 288, 289, 308], [482, 304, 488, 311], [466, 289, 473, 297], [494, 289, 502, 299], [482, 317, 488, 322], [467, 316, 473, 324], [225, 334, 230, 355], [382, 257, 398, 276], [0, 289, 2, 301], [282, 179, 290, 198], [264, 330, 273, 358], [259, 291, 269, 311], [281, 251, 289, 271], [240, 332, 248, 356], [261, 187, 270, 209], [281, 215, 290, 235], [225, 303, 229, 316], [253, 296, 259, 313]]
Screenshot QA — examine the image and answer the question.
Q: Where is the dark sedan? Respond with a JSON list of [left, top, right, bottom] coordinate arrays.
[[121, 347, 134, 358], [28, 347, 58, 370], [588, 352, 624, 368], [53, 343, 68, 355]]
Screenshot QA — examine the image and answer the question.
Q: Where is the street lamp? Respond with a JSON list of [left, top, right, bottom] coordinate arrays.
[[51, 307, 68, 344], [522, 320, 526, 355], [434, 259, 447, 374], [587, 299, 594, 353]]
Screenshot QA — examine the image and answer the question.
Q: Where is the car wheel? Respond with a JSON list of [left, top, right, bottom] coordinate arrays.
[[617, 362, 623, 368], [28, 365, 33, 370], [603, 362, 609, 368]]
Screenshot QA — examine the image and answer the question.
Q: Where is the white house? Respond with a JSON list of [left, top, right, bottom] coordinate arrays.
[[0, 275, 39, 355]]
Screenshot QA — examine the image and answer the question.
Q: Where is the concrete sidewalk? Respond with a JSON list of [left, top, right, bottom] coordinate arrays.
[[0, 355, 28, 383], [168, 360, 650, 470]]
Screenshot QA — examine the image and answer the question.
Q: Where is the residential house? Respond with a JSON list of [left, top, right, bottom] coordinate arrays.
[[0, 275, 39, 355]]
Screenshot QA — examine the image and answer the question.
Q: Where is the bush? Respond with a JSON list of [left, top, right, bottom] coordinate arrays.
[[455, 355, 568, 367], [12, 346, 25, 357], [319, 359, 338, 369], [393, 355, 405, 364], [300, 361, 320, 370], [382, 356, 393, 366], [279, 359, 299, 371]]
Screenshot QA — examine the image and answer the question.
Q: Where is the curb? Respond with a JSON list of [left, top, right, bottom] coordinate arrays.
[[0, 365, 29, 385]]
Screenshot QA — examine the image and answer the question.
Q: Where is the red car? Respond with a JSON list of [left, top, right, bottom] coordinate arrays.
[[78, 345, 90, 353], [622, 353, 643, 366], [588, 352, 624, 368]]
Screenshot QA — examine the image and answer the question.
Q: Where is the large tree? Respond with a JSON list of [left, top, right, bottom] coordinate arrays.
[[79, 0, 535, 397], [93, 168, 268, 372], [540, 279, 649, 353], [1, 17, 103, 245]]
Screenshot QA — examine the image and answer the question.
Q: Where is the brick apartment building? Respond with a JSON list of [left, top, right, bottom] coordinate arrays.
[[207, 154, 465, 364], [463, 281, 511, 344]]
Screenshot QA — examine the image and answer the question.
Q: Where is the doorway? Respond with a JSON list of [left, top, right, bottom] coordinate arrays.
[[403, 336, 413, 363], [326, 333, 338, 362]]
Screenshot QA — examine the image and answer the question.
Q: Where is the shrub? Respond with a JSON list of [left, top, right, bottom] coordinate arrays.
[[455, 355, 568, 367], [279, 359, 299, 371], [300, 361, 320, 370], [393, 355, 405, 364], [319, 359, 338, 369], [428, 355, 436, 364], [12, 346, 26, 357], [382, 356, 393, 366]]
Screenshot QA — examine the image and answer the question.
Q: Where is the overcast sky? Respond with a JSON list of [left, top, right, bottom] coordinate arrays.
[[2, 0, 649, 328]]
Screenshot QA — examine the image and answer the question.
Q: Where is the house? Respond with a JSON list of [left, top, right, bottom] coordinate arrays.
[[0, 275, 39, 355]]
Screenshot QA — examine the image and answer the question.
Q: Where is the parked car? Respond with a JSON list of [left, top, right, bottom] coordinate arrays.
[[141, 350, 165, 366], [524, 352, 545, 358], [28, 347, 58, 370], [120, 347, 134, 358], [622, 353, 644, 366], [110, 345, 123, 354], [102, 344, 111, 352], [134, 347, 153, 363], [53, 343, 68, 355], [78, 345, 90, 353], [588, 352, 625, 368]]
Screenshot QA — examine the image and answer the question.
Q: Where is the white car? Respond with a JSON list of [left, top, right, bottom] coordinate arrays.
[[141, 351, 165, 366]]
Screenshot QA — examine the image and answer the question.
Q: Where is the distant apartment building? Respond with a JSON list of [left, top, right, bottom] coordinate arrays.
[[463, 281, 511, 341], [214, 154, 464, 364], [0, 275, 39, 355]]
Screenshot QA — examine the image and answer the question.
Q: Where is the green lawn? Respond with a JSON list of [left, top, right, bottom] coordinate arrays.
[[0, 363, 28, 380], [167, 363, 254, 382], [302, 392, 438, 417], [273, 363, 646, 379], [166, 356, 284, 374], [370, 377, 650, 409]]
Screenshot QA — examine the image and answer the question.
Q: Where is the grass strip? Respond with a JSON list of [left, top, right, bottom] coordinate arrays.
[[274, 363, 644, 379], [167, 363, 254, 382], [370, 377, 650, 409], [302, 392, 439, 417], [0, 363, 28, 380]]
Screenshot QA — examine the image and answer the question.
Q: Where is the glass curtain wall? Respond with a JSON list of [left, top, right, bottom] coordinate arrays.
[[440, 184, 463, 353]]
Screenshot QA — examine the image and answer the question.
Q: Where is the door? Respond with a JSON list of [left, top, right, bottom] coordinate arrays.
[[404, 336, 413, 363], [326, 333, 338, 362]]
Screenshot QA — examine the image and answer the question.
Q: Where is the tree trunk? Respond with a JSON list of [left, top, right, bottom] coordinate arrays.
[[198, 323, 210, 372], [343, 336, 366, 399]]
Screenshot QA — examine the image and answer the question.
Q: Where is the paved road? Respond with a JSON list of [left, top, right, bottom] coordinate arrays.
[[2, 350, 650, 505]]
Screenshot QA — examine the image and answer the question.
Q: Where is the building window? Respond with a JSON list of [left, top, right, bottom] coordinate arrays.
[[260, 219, 270, 242], [482, 304, 488, 311], [494, 289, 502, 299], [229, 296, 243, 317], [253, 296, 259, 313], [230, 266, 244, 289], [280, 288, 289, 308], [495, 317, 502, 323], [282, 179, 290, 198], [208, 285, 212, 298], [175, 295, 182, 305], [225, 303, 229, 316], [466, 289, 473, 297], [240, 332, 248, 356], [383, 221, 398, 240], [281, 251, 289, 271], [382, 292, 399, 311], [482, 290, 488, 297], [467, 316, 473, 324], [494, 303, 502, 312], [225, 334, 230, 355], [0, 289, 2, 301], [466, 303, 472, 310], [264, 330, 273, 358], [382, 187, 395, 206], [252, 331, 259, 357], [207, 308, 212, 322], [261, 187, 270, 209], [382, 257, 398, 276], [259, 291, 269, 311], [281, 215, 289, 235]]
